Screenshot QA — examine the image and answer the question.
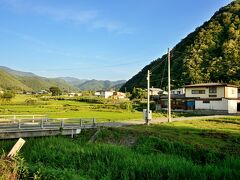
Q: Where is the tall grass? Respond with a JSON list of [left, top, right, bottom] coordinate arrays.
[[1, 135, 239, 180]]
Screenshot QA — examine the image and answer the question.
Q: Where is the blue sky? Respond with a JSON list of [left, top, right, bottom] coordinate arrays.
[[0, 0, 232, 80]]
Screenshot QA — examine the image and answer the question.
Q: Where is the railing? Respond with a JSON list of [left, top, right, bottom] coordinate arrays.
[[0, 115, 96, 130]]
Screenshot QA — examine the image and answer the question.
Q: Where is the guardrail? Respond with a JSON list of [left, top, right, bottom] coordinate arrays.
[[0, 115, 96, 130]]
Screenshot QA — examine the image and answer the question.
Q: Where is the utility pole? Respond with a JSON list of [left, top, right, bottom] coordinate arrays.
[[147, 70, 151, 125], [168, 48, 171, 122]]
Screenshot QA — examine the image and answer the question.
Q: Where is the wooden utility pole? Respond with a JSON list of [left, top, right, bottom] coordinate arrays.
[[168, 48, 171, 122], [147, 70, 150, 125]]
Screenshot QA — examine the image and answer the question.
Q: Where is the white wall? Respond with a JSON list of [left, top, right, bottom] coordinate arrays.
[[195, 98, 238, 113], [225, 87, 238, 98], [101, 91, 114, 98], [227, 99, 237, 113], [195, 99, 228, 110]]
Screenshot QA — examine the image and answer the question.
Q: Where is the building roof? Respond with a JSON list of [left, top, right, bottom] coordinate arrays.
[[185, 83, 239, 88]]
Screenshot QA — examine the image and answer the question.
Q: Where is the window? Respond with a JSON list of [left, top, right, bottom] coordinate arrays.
[[203, 100, 210, 103], [209, 87, 217, 93], [232, 89, 235, 94], [209, 95, 217, 97], [192, 90, 205, 94]]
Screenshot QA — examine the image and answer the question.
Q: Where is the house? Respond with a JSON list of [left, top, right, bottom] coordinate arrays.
[[112, 92, 126, 99], [155, 83, 240, 114], [0, 90, 4, 95], [95, 90, 114, 99], [68, 92, 82, 97], [171, 88, 185, 95], [149, 88, 167, 96], [185, 83, 240, 113]]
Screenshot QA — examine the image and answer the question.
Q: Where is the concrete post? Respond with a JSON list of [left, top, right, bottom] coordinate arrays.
[[61, 119, 64, 128], [71, 128, 74, 138], [80, 119, 82, 127], [18, 119, 21, 129], [41, 119, 44, 129], [93, 118, 96, 127]]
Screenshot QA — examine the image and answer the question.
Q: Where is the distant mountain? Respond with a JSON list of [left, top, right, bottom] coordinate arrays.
[[77, 79, 126, 91], [0, 69, 31, 91], [0, 66, 77, 92], [121, 1, 240, 92], [0, 66, 126, 92], [58, 77, 88, 87], [0, 66, 37, 77]]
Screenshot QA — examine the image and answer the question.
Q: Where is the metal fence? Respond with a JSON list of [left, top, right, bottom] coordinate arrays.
[[0, 115, 96, 130]]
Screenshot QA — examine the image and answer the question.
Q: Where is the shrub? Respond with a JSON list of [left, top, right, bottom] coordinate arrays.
[[25, 98, 37, 105]]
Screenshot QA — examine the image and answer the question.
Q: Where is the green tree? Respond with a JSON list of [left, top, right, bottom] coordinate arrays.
[[0, 91, 15, 102], [131, 88, 147, 100], [49, 87, 62, 96]]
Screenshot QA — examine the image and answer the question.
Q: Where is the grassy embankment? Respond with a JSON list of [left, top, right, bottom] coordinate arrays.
[[0, 117, 240, 179]]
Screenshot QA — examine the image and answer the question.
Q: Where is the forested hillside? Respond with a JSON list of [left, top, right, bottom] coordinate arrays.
[[0, 67, 77, 92], [121, 1, 240, 92]]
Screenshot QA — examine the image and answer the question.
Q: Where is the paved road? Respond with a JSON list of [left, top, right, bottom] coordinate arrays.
[[97, 115, 233, 127]]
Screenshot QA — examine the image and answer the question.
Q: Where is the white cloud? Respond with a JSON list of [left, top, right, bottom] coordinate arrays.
[[0, 0, 131, 33]]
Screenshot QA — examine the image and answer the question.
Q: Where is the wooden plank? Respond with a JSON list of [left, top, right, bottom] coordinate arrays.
[[7, 138, 26, 158]]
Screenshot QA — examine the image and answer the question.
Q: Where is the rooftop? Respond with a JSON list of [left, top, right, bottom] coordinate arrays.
[[185, 83, 239, 88]]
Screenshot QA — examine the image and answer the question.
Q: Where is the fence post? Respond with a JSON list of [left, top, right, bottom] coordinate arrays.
[[71, 128, 74, 138], [93, 118, 96, 127], [18, 119, 21, 129], [32, 115, 35, 123], [41, 119, 44, 129], [13, 115, 16, 123], [61, 119, 64, 128], [80, 119, 82, 127]]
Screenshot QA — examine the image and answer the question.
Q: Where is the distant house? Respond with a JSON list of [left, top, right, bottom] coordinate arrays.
[[0, 90, 4, 95], [68, 92, 82, 97], [155, 83, 240, 114], [95, 90, 114, 99], [149, 88, 167, 96], [38, 90, 48, 94], [113, 92, 126, 99], [171, 88, 185, 95]]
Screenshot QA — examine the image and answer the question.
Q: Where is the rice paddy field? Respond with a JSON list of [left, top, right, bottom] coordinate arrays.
[[0, 94, 143, 121], [0, 117, 240, 179]]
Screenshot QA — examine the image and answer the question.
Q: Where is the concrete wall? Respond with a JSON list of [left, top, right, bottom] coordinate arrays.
[[195, 99, 228, 110], [195, 98, 238, 113], [227, 99, 238, 113]]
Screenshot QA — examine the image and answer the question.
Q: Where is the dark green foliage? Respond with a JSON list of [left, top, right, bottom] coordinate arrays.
[[49, 87, 62, 96], [121, 1, 240, 92], [131, 87, 147, 100], [0, 91, 15, 102]]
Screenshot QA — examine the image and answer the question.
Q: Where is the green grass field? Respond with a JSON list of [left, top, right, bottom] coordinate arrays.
[[0, 95, 144, 121], [0, 117, 240, 179]]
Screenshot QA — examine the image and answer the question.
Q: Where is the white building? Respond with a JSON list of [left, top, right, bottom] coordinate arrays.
[[149, 88, 167, 96], [171, 88, 185, 95], [185, 83, 240, 113], [95, 90, 114, 99]]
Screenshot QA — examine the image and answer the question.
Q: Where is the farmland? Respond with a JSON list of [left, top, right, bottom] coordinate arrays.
[[0, 94, 144, 121], [0, 117, 240, 179]]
